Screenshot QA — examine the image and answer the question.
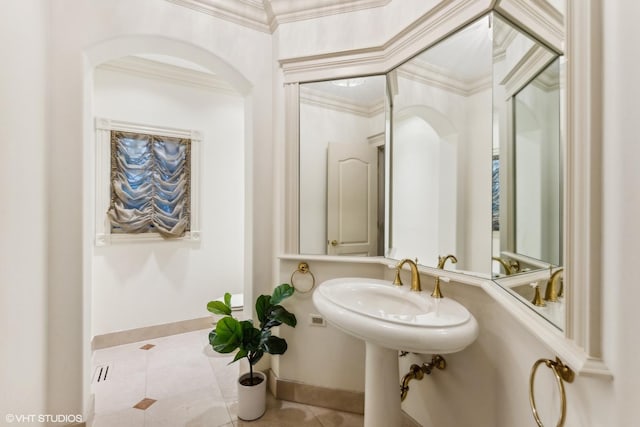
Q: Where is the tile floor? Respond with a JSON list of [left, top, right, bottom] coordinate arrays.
[[91, 329, 364, 427]]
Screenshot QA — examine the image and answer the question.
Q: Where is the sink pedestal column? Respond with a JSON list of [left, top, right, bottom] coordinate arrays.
[[364, 342, 401, 427]]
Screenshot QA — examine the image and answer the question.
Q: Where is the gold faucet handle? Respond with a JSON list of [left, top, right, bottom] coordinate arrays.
[[431, 275, 451, 298], [531, 283, 546, 307], [393, 268, 403, 286]]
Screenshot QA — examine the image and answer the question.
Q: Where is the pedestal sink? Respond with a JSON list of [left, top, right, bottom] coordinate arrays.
[[312, 278, 479, 427]]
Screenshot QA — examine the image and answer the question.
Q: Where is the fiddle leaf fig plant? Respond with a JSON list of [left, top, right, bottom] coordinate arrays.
[[207, 283, 297, 385]]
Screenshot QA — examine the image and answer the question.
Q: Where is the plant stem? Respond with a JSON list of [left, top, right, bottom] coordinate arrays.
[[249, 355, 254, 384]]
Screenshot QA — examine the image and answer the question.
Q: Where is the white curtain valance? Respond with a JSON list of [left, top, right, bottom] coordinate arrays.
[[107, 131, 191, 238]]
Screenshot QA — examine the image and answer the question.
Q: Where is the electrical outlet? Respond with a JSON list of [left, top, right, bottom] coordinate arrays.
[[309, 313, 326, 327]]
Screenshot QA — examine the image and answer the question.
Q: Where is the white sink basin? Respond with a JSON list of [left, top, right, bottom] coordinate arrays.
[[313, 277, 479, 354]]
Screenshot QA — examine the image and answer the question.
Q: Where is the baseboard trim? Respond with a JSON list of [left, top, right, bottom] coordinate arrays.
[[91, 316, 214, 350], [268, 369, 422, 426], [268, 369, 364, 414]]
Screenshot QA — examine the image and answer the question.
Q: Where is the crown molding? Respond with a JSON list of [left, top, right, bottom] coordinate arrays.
[[499, 44, 556, 98], [270, 0, 391, 25], [530, 69, 560, 92], [300, 86, 384, 117], [165, 0, 272, 33], [165, 0, 390, 33], [495, 0, 564, 53], [493, 18, 518, 60], [280, 0, 493, 83], [398, 60, 492, 97], [96, 56, 239, 96], [367, 132, 385, 147]]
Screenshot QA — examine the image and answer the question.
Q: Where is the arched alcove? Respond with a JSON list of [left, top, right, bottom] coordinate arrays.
[[81, 34, 254, 416], [391, 105, 459, 264]]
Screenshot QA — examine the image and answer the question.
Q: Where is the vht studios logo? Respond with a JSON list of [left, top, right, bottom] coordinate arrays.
[[5, 414, 84, 424]]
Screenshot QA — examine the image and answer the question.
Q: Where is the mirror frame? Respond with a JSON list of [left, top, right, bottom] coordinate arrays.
[[279, 0, 609, 377]]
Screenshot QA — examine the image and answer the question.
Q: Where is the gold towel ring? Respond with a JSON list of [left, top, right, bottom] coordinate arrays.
[[290, 262, 315, 294], [529, 357, 575, 427]]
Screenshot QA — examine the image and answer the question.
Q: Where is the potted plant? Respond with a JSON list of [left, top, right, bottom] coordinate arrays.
[[207, 283, 297, 421]]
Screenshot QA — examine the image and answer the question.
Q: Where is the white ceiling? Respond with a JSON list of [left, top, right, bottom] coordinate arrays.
[[302, 75, 386, 106], [412, 16, 492, 83]]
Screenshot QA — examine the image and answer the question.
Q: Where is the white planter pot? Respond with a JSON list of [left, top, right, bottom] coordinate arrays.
[[237, 371, 267, 421]]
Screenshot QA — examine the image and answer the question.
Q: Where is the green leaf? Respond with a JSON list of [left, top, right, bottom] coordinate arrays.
[[255, 294, 272, 324], [208, 330, 217, 346], [224, 292, 232, 308], [264, 335, 288, 355], [211, 317, 242, 353], [207, 300, 232, 316], [231, 348, 248, 363], [269, 305, 297, 328], [239, 320, 262, 352], [270, 283, 295, 305]]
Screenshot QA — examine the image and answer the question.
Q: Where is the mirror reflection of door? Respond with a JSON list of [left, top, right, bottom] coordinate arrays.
[[299, 75, 387, 255], [326, 142, 378, 256]]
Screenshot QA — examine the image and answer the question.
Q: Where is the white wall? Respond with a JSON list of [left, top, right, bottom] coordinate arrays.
[[275, 260, 387, 392], [0, 1, 48, 421], [602, 1, 640, 425], [461, 89, 493, 274], [45, 0, 273, 417], [91, 66, 245, 335]]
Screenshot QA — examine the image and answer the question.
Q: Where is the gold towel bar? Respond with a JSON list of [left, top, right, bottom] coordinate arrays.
[[529, 357, 575, 427], [290, 262, 315, 293]]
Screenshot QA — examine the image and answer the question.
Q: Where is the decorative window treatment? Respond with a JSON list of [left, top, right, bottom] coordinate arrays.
[[107, 131, 191, 238]]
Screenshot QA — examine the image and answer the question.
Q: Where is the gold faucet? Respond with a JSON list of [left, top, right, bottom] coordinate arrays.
[[432, 254, 457, 298], [492, 256, 520, 276], [544, 268, 564, 302], [393, 259, 421, 291]]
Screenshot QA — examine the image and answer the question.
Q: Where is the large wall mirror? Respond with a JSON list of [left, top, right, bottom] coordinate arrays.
[[492, 13, 562, 276], [388, 16, 493, 275], [299, 76, 387, 256], [491, 13, 564, 330], [295, 10, 565, 330]]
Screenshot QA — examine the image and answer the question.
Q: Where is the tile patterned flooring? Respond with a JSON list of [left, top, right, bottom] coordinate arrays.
[[91, 329, 364, 427]]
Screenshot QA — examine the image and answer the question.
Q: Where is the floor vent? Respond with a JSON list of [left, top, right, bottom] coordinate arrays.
[[93, 364, 111, 383]]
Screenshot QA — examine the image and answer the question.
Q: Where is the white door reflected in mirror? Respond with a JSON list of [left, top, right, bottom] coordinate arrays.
[[326, 142, 378, 256]]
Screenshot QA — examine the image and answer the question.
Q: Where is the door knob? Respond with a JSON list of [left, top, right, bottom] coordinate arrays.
[[330, 240, 338, 246]]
